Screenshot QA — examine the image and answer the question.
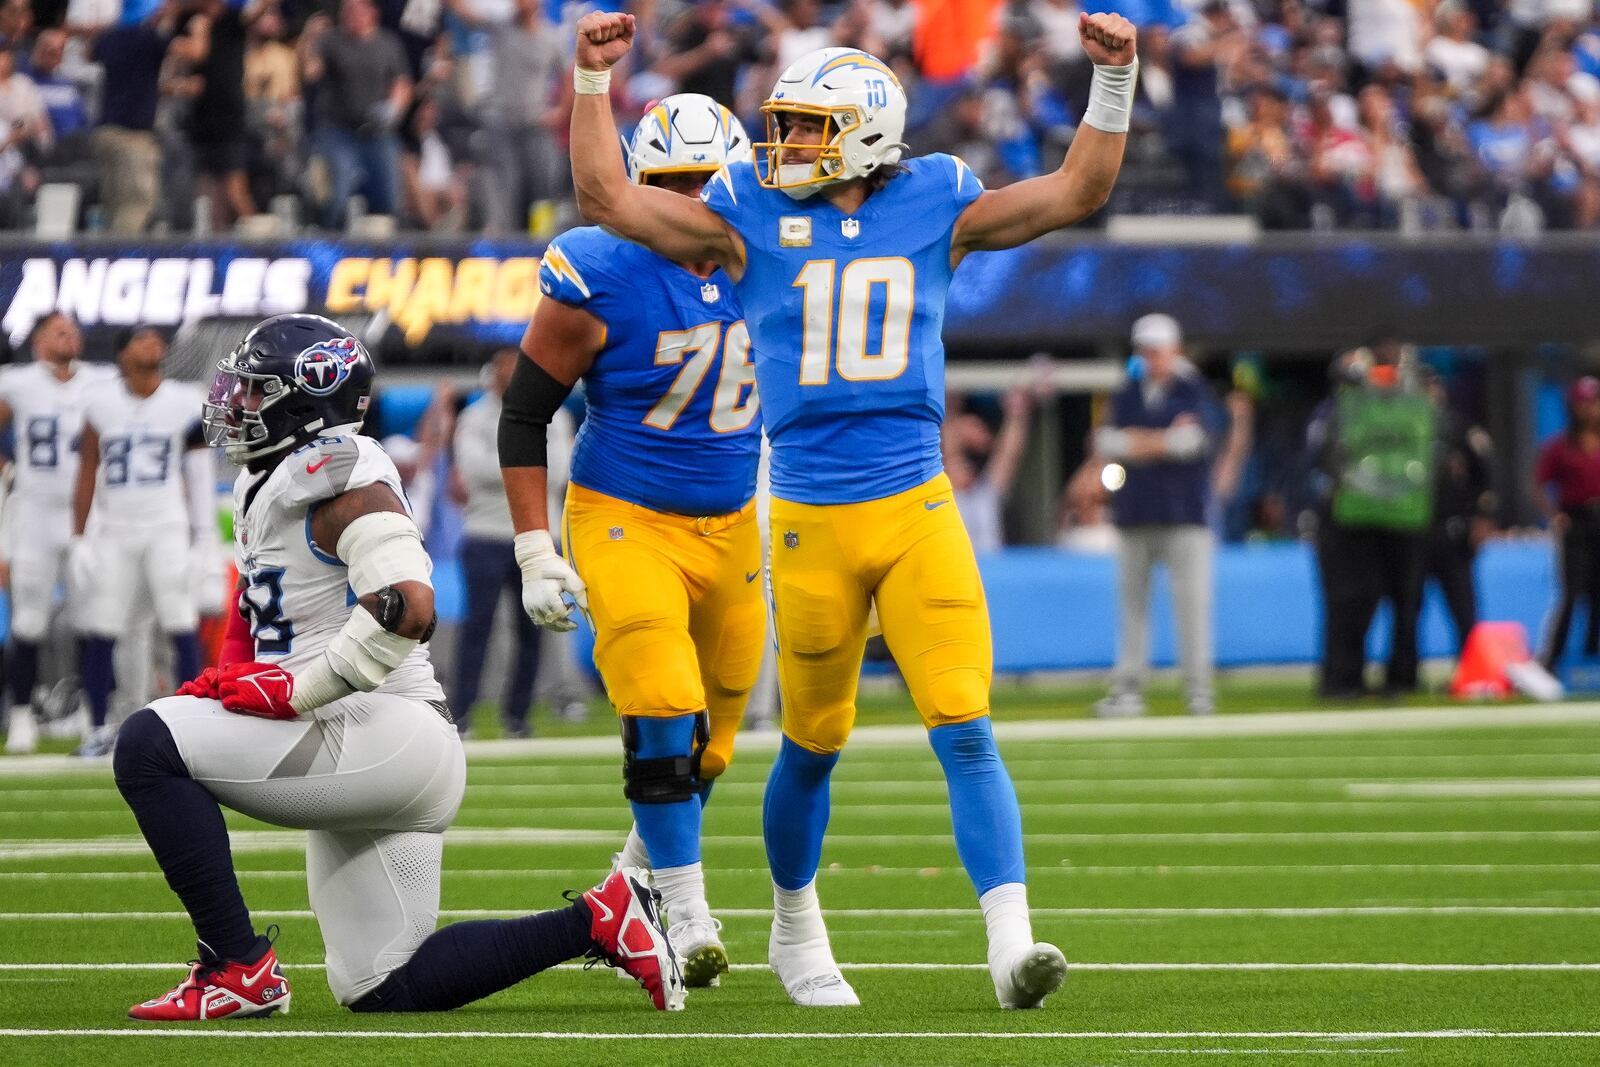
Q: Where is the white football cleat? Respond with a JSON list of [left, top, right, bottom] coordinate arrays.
[[769, 924, 859, 1007], [993, 942, 1067, 1009], [4, 706, 38, 755], [669, 912, 729, 988]]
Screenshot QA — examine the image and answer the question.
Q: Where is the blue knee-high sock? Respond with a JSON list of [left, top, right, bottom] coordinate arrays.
[[626, 715, 703, 869], [928, 718, 1026, 895], [762, 736, 839, 891], [350, 903, 593, 1012], [6, 639, 39, 707], [81, 636, 116, 728], [113, 708, 259, 961], [171, 632, 200, 687]]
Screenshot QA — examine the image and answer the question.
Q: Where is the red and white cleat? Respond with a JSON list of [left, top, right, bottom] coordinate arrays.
[[128, 938, 291, 1021], [580, 867, 686, 1011]]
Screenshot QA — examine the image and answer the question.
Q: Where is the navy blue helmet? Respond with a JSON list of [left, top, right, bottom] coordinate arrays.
[[202, 314, 374, 465]]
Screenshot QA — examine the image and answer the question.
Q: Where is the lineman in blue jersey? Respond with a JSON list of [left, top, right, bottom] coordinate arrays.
[[568, 10, 1138, 1010], [498, 94, 761, 990]]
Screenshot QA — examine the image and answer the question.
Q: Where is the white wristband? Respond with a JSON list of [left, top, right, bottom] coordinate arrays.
[[1083, 59, 1139, 134], [574, 65, 612, 96]]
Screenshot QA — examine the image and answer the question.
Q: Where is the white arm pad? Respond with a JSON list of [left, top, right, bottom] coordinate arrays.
[[288, 510, 432, 714], [336, 510, 433, 596], [290, 607, 418, 713]]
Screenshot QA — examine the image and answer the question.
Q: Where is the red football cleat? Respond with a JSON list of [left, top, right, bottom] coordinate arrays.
[[580, 867, 686, 1011], [128, 938, 291, 1021]]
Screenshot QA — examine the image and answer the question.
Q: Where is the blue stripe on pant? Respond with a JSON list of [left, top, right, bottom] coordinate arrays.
[[454, 536, 542, 728]]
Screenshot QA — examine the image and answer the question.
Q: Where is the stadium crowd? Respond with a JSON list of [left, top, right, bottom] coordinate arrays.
[[0, 0, 1595, 232]]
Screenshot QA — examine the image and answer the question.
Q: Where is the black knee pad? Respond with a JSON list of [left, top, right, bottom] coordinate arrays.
[[112, 707, 187, 788], [620, 712, 710, 805]]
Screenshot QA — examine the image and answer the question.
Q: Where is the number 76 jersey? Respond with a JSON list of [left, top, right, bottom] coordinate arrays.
[[538, 226, 761, 518], [700, 153, 985, 506]]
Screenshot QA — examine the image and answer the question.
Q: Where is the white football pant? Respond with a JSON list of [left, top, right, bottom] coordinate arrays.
[[148, 692, 467, 1004]]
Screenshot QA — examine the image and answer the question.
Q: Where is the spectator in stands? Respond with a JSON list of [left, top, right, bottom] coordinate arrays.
[[479, 0, 564, 235], [1306, 88, 1380, 226], [175, 0, 258, 231], [1228, 83, 1311, 227], [1307, 338, 1432, 698], [1468, 87, 1561, 225], [451, 348, 542, 737], [27, 31, 87, 142], [1563, 95, 1600, 226], [244, 3, 301, 209], [1358, 84, 1429, 225], [1091, 314, 1218, 718], [653, 0, 764, 109], [1533, 376, 1600, 673], [1423, 368, 1496, 654], [299, 0, 412, 229], [0, 0, 32, 51], [400, 92, 466, 230], [1165, 0, 1234, 208], [1425, 3, 1491, 95], [944, 370, 1052, 554], [91, 9, 173, 234], [0, 45, 47, 224]]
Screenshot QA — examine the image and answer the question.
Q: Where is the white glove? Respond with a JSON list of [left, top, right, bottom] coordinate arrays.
[[67, 535, 96, 595], [190, 540, 228, 617], [513, 529, 587, 632]]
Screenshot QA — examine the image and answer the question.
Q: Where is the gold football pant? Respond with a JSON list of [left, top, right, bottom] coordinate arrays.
[[768, 473, 992, 755], [563, 483, 765, 777]]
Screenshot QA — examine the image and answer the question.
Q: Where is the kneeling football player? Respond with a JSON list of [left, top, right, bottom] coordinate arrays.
[[116, 314, 685, 1020]]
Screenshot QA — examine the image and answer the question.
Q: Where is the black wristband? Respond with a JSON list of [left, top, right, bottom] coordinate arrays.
[[498, 355, 574, 468]]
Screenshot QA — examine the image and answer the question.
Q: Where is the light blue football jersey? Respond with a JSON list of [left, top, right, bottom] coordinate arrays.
[[538, 226, 760, 516], [700, 153, 984, 505]]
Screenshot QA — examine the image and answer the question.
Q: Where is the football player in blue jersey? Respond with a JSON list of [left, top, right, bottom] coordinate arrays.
[[565, 12, 1138, 1010], [498, 94, 762, 990]]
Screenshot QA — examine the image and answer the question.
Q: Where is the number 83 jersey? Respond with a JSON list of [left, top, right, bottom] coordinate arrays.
[[539, 226, 761, 517], [82, 376, 205, 530], [701, 153, 984, 506]]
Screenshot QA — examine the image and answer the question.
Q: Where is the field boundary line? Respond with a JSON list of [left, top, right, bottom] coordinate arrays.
[[4, 702, 1600, 775], [1, 1028, 1597, 1041], [3, 961, 1599, 973]]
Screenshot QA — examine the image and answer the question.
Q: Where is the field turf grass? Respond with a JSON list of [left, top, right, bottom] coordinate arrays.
[[1, 699, 1597, 1066]]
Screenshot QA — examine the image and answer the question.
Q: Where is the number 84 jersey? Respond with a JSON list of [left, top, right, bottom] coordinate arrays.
[[539, 226, 761, 517], [232, 434, 445, 705]]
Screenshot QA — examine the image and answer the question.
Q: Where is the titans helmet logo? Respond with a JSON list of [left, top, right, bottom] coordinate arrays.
[[294, 337, 362, 397]]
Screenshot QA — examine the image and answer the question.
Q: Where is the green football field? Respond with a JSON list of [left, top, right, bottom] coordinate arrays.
[[2, 701, 1599, 1066]]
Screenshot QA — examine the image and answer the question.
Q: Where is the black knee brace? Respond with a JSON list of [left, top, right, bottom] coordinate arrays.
[[620, 712, 710, 804], [112, 706, 189, 789]]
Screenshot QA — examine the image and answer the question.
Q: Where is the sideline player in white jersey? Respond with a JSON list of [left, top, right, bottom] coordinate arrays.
[[70, 326, 211, 757], [0, 311, 116, 753], [116, 313, 684, 1020]]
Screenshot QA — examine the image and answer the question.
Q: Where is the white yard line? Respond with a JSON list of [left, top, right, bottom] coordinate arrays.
[[4, 703, 1600, 778], [0, 1028, 1596, 1041], [1348, 780, 1600, 798], [3, 961, 1599, 973], [4, 826, 1599, 861], [5, 906, 1599, 921], [4, 862, 1600, 881]]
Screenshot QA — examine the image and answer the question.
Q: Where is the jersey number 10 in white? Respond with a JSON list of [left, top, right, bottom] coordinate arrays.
[[794, 256, 914, 386], [644, 319, 759, 434]]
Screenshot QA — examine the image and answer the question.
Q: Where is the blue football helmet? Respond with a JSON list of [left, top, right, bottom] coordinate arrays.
[[203, 313, 374, 465]]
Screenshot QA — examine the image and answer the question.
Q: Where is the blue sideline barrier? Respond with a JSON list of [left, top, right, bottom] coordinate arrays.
[[433, 539, 1554, 674]]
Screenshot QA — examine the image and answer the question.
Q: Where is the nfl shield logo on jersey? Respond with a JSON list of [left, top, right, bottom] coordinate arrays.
[[783, 530, 799, 549], [294, 337, 363, 397], [609, 526, 625, 541], [841, 218, 860, 239], [701, 282, 720, 304]]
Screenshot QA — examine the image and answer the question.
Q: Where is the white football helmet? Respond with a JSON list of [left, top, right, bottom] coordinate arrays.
[[627, 94, 750, 185], [758, 47, 908, 198]]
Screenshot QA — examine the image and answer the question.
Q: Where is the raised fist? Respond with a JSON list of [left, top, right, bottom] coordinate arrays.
[[1079, 12, 1137, 66], [576, 11, 636, 72]]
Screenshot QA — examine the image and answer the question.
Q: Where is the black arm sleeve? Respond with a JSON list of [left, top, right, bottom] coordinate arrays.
[[497, 354, 575, 469]]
